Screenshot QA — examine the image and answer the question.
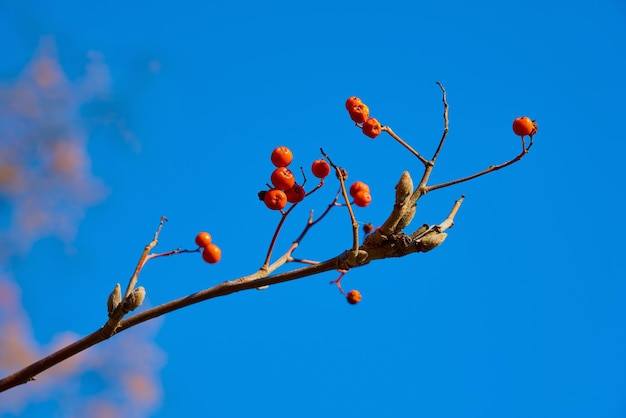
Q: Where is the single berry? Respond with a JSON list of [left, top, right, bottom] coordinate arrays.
[[353, 190, 372, 207], [345, 96, 363, 111], [202, 243, 222, 264], [362, 118, 382, 138], [311, 159, 331, 178], [348, 103, 369, 124], [512, 116, 538, 137], [285, 184, 306, 203], [349, 181, 370, 197], [346, 289, 362, 305], [270, 146, 293, 167], [264, 188, 287, 210], [195, 232, 212, 248], [271, 167, 296, 190], [363, 223, 374, 234]]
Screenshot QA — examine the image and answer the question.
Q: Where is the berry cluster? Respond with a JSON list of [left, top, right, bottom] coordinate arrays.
[[260, 145, 374, 305], [195, 232, 222, 264], [345, 96, 382, 138], [349, 180, 372, 208], [260, 146, 331, 211]]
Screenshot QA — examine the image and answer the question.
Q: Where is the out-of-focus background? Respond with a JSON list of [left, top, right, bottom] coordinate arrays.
[[1, 1, 625, 417]]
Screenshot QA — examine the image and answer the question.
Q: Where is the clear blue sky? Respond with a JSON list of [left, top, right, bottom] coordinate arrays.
[[1, 1, 625, 417]]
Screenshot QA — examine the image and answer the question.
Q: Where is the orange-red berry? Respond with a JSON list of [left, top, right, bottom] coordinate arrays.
[[348, 103, 369, 124], [271, 167, 295, 190], [353, 190, 372, 207], [345, 96, 363, 111], [202, 243, 222, 264], [512, 116, 538, 137], [346, 289, 362, 305], [363, 223, 374, 234], [362, 118, 382, 138], [285, 184, 305, 203], [311, 159, 331, 178], [264, 188, 287, 210], [349, 181, 370, 197], [195, 232, 212, 248], [270, 146, 293, 167]]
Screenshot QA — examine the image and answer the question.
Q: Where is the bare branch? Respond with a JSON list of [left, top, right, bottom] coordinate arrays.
[[426, 147, 529, 192]]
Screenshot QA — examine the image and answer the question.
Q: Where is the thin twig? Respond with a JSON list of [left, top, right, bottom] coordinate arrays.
[[426, 148, 529, 192], [320, 149, 359, 252], [430, 82, 449, 163], [382, 126, 429, 166], [145, 248, 200, 262], [261, 203, 298, 270]]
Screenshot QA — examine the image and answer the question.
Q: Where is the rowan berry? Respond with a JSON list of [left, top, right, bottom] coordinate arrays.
[[362, 118, 382, 138], [195, 232, 212, 248], [311, 159, 331, 178], [270, 146, 293, 167], [202, 243, 222, 264], [345, 96, 363, 111], [349, 181, 370, 197], [264, 189, 287, 210], [512, 116, 538, 137], [346, 289, 362, 305], [348, 103, 369, 124], [285, 184, 305, 203], [363, 223, 374, 234], [353, 190, 372, 207], [271, 167, 295, 190]]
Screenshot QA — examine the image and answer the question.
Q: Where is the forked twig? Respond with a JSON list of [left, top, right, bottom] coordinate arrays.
[[124, 215, 168, 299]]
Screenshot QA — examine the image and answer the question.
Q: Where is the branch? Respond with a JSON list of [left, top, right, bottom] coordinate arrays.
[[0, 83, 535, 394], [426, 146, 529, 192]]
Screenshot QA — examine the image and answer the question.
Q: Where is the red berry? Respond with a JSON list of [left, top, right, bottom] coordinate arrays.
[[512, 116, 538, 137], [346, 289, 362, 305], [363, 223, 374, 234], [345, 96, 363, 111], [349, 181, 370, 197], [353, 190, 372, 207], [195, 232, 212, 248], [271, 167, 296, 190], [202, 243, 222, 264], [348, 103, 369, 123], [362, 118, 382, 138], [285, 184, 305, 203], [270, 146, 293, 167], [311, 159, 331, 178], [264, 189, 287, 210]]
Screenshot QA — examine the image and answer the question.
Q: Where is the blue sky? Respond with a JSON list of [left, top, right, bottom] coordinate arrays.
[[1, 1, 625, 417]]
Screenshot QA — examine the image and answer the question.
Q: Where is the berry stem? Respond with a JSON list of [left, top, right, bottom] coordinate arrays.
[[329, 270, 348, 295], [382, 126, 429, 166], [261, 204, 296, 270]]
